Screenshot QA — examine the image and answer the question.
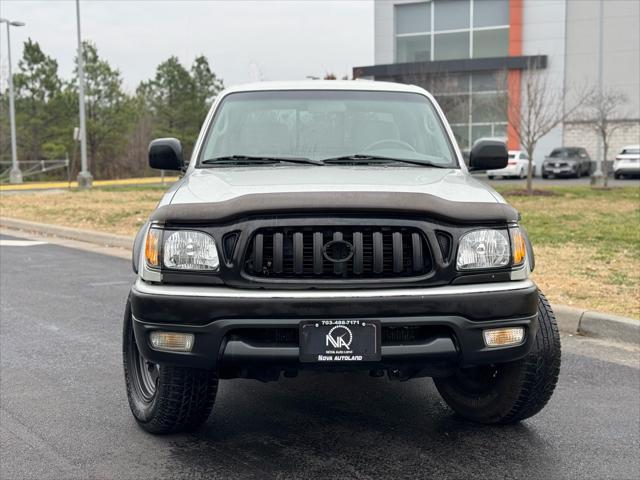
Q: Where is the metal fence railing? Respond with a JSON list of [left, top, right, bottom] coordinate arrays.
[[0, 156, 70, 183]]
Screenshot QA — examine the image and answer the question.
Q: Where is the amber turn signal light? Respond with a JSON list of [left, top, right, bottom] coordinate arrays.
[[510, 227, 527, 266], [145, 227, 161, 267]]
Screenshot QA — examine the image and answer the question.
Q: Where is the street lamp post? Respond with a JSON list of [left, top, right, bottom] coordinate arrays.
[[591, 0, 605, 186], [75, 0, 92, 189], [0, 17, 25, 184]]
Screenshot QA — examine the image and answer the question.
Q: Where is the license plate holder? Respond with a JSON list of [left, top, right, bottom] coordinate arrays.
[[299, 320, 381, 363]]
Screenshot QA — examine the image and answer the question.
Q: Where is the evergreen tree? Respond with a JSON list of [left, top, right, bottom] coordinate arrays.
[[13, 38, 64, 161], [137, 55, 223, 156], [0, 40, 225, 180], [70, 41, 136, 178]]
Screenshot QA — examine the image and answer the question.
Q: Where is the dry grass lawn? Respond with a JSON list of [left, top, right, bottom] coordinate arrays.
[[1, 184, 638, 318], [0, 186, 164, 236], [496, 186, 639, 318]]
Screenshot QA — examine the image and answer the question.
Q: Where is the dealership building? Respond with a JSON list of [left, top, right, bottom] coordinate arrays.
[[353, 0, 640, 168]]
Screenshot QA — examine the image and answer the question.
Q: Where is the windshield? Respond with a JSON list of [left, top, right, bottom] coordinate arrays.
[[199, 90, 458, 167], [622, 148, 639, 155], [550, 149, 579, 158]]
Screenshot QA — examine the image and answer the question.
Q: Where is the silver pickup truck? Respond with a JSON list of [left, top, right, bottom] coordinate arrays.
[[123, 81, 561, 434]]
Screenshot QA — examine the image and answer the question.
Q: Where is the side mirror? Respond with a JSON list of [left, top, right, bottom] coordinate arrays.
[[469, 140, 508, 171], [148, 138, 184, 171]]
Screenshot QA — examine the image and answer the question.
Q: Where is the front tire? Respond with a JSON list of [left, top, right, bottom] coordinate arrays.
[[434, 291, 561, 424], [123, 301, 218, 434]]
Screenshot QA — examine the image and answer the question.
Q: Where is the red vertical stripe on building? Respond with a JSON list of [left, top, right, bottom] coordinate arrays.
[[509, 0, 523, 56], [507, 0, 523, 150]]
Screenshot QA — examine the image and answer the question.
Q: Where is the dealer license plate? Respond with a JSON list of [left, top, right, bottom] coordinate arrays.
[[299, 320, 381, 363]]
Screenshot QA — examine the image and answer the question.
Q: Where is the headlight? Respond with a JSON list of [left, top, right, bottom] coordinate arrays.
[[164, 230, 220, 271], [145, 227, 220, 271], [456, 229, 510, 270], [456, 227, 527, 270]]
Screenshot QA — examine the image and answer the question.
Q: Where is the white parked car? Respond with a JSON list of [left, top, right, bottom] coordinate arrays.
[[487, 150, 529, 179], [614, 145, 640, 179]]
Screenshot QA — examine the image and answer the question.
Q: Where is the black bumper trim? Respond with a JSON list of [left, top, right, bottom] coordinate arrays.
[[221, 336, 458, 366], [132, 314, 538, 372], [129, 279, 539, 374], [130, 279, 538, 324]]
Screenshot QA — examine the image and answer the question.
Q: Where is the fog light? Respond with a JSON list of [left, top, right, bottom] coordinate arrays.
[[149, 332, 194, 352], [483, 327, 525, 347]]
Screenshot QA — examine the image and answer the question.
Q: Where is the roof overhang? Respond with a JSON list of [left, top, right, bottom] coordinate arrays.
[[353, 55, 547, 79]]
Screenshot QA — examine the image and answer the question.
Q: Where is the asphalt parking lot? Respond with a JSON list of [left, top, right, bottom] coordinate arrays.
[[475, 174, 640, 188], [1, 234, 639, 480]]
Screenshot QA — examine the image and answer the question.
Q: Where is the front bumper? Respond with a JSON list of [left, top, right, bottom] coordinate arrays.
[[614, 162, 640, 175], [487, 165, 521, 177], [129, 279, 539, 377], [542, 163, 578, 176]]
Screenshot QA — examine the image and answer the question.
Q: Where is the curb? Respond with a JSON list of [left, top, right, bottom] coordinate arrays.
[[0, 217, 132, 249], [554, 304, 639, 345], [1, 216, 638, 345]]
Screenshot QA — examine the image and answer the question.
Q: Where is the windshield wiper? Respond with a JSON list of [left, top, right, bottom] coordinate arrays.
[[201, 155, 324, 166], [321, 154, 448, 168]]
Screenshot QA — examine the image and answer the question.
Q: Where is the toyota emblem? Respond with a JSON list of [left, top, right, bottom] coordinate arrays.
[[322, 239, 354, 263]]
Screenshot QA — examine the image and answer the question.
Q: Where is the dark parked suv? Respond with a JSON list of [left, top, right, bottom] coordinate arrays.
[[542, 147, 591, 178], [124, 81, 561, 434]]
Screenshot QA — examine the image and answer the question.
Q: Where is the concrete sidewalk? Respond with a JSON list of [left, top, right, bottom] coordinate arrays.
[[1, 216, 638, 345]]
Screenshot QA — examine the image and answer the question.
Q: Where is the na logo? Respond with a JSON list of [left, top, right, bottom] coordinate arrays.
[[326, 325, 353, 349]]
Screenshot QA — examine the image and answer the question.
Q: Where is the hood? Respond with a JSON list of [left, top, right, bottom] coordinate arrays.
[[544, 157, 578, 163], [167, 166, 503, 206]]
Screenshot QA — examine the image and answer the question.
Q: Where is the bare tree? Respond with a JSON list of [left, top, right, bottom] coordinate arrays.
[[579, 88, 629, 188], [401, 69, 472, 150], [495, 64, 592, 193]]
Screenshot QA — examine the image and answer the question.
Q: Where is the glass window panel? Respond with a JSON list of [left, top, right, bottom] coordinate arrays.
[[451, 124, 470, 150], [395, 2, 431, 34], [431, 73, 470, 94], [473, 0, 510, 27], [471, 124, 493, 144], [471, 92, 506, 123], [434, 0, 470, 31], [436, 94, 470, 124], [202, 90, 458, 164], [413, 75, 435, 92], [434, 31, 470, 60], [471, 71, 500, 92], [473, 28, 509, 58], [492, 123, 508, 140], [396, 35, 431, 62]]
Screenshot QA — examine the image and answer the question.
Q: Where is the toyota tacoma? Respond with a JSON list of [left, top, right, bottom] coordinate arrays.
[[124, 81, 561, 434]]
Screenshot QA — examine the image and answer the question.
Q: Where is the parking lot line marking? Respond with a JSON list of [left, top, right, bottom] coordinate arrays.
[[0, 240, 48, 247], [88, 280, 131, 287]]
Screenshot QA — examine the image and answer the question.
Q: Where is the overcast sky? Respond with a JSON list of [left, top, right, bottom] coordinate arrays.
[[0, 0, 374, 92]]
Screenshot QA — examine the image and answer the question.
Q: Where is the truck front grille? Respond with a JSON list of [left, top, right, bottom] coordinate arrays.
[[243, 226, 432, 279]]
